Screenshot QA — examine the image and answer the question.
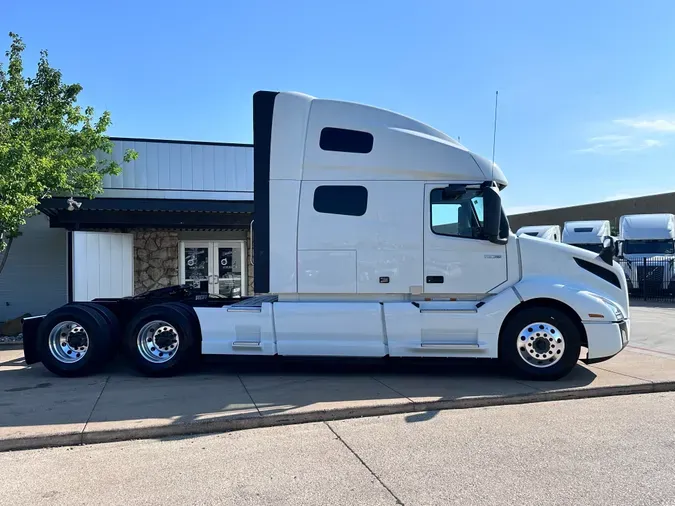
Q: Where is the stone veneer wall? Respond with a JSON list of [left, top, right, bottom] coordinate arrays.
[[134, 229, 179, 295], [134, 228, 254, 296]]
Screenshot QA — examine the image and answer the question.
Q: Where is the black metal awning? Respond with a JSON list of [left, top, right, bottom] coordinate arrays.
[[38, 197, 254, 231]]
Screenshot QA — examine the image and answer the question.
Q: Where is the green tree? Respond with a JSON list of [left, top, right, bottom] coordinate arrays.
[[0, 32, 136, 273]]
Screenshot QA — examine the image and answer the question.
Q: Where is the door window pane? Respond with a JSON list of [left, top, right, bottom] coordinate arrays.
[[217, 246, 242, 298], [184, 247, 209, 292], [471, 196, 484, 224], [430, 189, 483, 239]]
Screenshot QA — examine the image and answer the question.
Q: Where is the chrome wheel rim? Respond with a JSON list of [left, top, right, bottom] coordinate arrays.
[[48, 321, 89, 364], [136, 320, 179, 364], [516, 322, 565, 368]]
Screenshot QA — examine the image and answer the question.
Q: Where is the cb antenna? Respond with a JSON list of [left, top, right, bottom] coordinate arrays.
[[491, 90, 499, 183]]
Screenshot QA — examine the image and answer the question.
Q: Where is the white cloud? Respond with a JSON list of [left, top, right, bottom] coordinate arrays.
[[643, 139, 662, 148], [614, 118, 675, 132], [577, 114, 675, 154], [617, 138, 662, 152], [588, 134, 629, 143], [576, 136, 662, 154]]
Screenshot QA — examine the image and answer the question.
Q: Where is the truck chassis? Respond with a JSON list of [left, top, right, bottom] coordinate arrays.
[[22, 284, 628, 381]]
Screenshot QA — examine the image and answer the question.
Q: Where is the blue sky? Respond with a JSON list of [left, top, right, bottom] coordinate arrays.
[[4, 0, 675, 214]]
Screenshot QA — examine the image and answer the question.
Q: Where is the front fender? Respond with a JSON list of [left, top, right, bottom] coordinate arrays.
[[513, 277, 622, 323]]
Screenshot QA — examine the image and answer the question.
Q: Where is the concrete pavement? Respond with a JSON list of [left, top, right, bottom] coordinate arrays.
[[2, 392, 674, 506], [625, 304, 675, 355], [1, 342, 674, 452]]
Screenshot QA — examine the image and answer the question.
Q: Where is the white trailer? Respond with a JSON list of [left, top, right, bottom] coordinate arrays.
[[562, 220, 613, 253], [516, 225, 561, 242], [22, 90, 630, 381], [618, 213, 675, 292]]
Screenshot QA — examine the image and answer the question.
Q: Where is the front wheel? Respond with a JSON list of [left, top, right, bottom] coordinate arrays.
[[499, 307, 581, 381]]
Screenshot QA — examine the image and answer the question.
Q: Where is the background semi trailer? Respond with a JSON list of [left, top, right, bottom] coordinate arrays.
[[562, 220, 613, 253], [22, 90, 630, 381], [515, 225, 561, 242], [618, 213, 675, 293]]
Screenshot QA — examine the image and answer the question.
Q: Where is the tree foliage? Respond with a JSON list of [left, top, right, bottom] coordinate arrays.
[[0, 32, 137, 250]]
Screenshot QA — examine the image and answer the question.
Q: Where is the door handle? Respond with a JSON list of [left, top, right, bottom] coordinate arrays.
[[232, 341, 262, 349], [426, 276, 444, 284]]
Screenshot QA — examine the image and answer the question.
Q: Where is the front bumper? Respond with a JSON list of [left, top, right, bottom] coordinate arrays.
[[581, 319, 629, 365]]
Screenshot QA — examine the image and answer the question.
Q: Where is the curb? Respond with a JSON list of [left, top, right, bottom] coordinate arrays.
[[0, 342, 23, 348], [2, 380, 675, 453]]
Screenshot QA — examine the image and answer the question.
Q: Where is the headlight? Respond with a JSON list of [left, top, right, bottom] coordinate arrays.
[[585, 292, 626, 321], [606, 300, 626, 321]]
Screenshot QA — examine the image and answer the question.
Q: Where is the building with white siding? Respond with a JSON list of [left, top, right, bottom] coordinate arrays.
[[0, 137, 254, 322]]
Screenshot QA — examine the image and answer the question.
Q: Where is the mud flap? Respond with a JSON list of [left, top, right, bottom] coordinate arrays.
[[21, 315, 45, 364]]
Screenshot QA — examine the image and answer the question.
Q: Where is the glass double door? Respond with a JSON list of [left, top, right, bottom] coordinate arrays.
[[180, 241, 246, 297]]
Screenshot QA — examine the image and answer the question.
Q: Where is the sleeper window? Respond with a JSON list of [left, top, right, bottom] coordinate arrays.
[[313, 185, 368, 216], [319, 127, 374, 154]]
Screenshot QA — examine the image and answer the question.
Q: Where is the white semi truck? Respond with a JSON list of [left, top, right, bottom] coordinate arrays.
[[516, 225, 561, 242], [22, 90, 630, 381], [562, 220, 613, 253], [618, 213, 675, 293]]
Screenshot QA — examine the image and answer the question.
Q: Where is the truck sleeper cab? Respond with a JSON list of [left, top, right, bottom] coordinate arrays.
[[22, 90, 630, 381], [516, 225, 561, 242], [618, 213, 675, 293], [562, 220, 613, 254]]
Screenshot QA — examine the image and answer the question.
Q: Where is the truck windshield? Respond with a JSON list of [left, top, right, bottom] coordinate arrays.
[[623, 240, 675, 255]]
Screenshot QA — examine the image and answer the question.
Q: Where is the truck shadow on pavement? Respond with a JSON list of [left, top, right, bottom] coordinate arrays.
[[0, 346, 599, 437]]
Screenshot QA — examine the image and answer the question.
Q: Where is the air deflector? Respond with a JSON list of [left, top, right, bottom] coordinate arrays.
[[252, 91, 279, 294]]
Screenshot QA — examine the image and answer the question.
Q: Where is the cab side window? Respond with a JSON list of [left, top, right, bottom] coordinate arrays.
[[430, 189, 484, 239]]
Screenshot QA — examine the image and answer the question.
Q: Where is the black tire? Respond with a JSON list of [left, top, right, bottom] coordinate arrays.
[[123, 302, 200, 377], [499, 306, 581, 381], [83, 303, 121, 353], [37, 304, 114, 377]]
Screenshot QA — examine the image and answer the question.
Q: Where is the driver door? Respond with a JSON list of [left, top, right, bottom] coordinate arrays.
[[423, 184, 508, 295]]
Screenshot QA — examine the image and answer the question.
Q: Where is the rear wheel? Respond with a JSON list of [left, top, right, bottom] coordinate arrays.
[[84, 303, 121, 353], [37, 304, 114, 377], [124, 302, 199, 376], [499, 306, 581, 381]]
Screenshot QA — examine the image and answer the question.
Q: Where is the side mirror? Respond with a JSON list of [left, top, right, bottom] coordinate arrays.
[[483, 186, 508, 245], [599, 236, 614, 265]]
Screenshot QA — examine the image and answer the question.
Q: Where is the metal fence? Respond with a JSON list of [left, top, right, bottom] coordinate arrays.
[[616, 257, 675, 302]]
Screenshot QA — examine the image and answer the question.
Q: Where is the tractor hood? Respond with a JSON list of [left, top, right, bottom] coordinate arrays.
[[517, 234, 629, 317]]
